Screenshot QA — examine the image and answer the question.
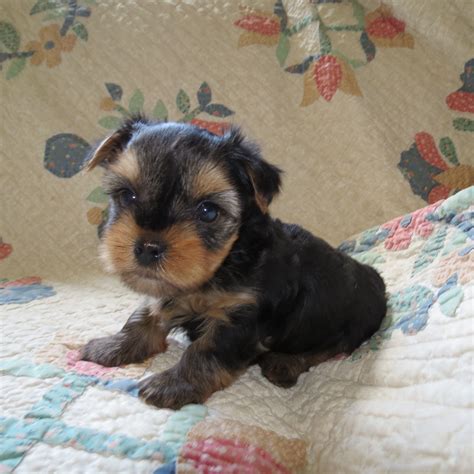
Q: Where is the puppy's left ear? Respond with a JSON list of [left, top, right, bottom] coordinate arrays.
[[223, 127, 282, 213], [85, 116, 148, 171]]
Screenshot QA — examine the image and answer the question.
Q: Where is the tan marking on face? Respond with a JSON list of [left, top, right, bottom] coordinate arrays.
[[161, 222, 237, 290], [99, 212, 140, 274], [192, 161, 233, 199], [248, 172, 269, 213], [108, 149, 140, 185]]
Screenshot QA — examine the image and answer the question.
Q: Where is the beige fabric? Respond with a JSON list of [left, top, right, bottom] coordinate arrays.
[[2, 1, 473, 284]]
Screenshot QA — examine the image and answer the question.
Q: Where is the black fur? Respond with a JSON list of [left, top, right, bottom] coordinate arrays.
[[81, 118, 387, 408]]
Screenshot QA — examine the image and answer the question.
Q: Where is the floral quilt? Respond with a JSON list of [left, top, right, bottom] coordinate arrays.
[[1, 187, 472, 473]]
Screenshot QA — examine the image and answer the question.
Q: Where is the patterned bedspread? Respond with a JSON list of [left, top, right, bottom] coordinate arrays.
[[1, 187, 472, 473]]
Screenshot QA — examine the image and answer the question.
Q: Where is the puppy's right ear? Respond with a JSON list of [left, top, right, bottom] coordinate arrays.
[[85, 116, 148, 171]]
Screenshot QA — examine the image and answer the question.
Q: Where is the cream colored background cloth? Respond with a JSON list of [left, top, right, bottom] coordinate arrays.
[[2, 0, 473, 283]]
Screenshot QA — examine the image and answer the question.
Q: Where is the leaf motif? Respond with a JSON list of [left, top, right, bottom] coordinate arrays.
[[285, 55, 317, 74], [176, 89, 191, 114], [319, 28, 331, 55], [6, 57, 26, 80], [338, 59, 362, 96], [204, 104, 234, 118], [237, 31, 279, 47], [87, 186, 108, 203], [438, 137, 459, 166], [453, 118, 474, 132], [275, 34, 290, 67], [128, 89, 144, 114], [360, 32, 376, 62], [44, 133, 91, 178], [30, 0, 61, 15], [105, 83, 122, 101], [351, 0, 366, 27], [197, 82, 212, 108], [0, 22, 20, 52], [72, 23, 88, 41], [434, 165, 474, 189], [273, 0, 287, 31], [152, 99, 168, 121], [98, 116, 122, 129], [300, 66, 320, 107]]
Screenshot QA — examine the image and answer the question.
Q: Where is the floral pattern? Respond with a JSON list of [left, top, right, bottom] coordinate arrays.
[[0, 0, 94, 79], [399, 58, 474, 203], [42, 82, 236, 230], [235, 1, 414, 105], [0, 238, 56, 305]]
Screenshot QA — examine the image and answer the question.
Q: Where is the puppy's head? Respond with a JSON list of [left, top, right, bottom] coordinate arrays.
[[86, 117, 281, 297]]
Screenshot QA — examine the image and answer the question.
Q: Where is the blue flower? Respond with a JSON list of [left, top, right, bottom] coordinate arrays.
[[0, 283, 56, 305]]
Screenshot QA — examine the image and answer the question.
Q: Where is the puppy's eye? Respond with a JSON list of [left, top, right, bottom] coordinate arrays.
[[118, 189, 136, 206], [197, 201, 219, 223]]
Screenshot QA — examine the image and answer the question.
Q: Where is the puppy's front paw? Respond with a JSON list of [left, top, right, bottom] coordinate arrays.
[[138, 369, 204, 409], [258, 352, 305, 388], [80, 336, 127, 367]]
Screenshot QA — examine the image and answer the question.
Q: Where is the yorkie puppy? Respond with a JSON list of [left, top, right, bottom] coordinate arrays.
[[81, 117, 387, 409]]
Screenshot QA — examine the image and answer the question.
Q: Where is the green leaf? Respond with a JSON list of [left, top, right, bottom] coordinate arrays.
[[6, 57, 26, 80], [197, 82, 212, 108], [30, 0, 61, 15], [439, 137, 459, 166], [98, 116, 122, 129], [287, 15, 312, 36], [87, 186, 108, 203], [128, 89, 144, 114], [276, 34, 290, 67], [152, 99, 168, 121], [176, 89, 191, 114], [453, 118, 474, 132], [0, 22, 20, 52], [319, 28, 332, 55], [72, 22, 88, 41], [105, 83, 122, 101], [42, 10, 67, 21], [204, 104, 234, 118], [351, 0, 366, 27]]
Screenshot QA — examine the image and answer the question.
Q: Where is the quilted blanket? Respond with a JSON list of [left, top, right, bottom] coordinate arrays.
[[1, 187, 473, 472], [1, 0, 474, 472]]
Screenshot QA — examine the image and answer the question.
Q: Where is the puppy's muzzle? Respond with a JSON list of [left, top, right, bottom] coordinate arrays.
[[134, 239, 166, 267]]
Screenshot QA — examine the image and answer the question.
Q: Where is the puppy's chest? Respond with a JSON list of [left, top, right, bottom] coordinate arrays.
[[158, 290, 256, 328]]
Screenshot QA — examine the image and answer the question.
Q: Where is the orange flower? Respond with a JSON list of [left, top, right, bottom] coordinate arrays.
[[365, 5, 414, 48], [25, 24, 76, 68], [301, 55, 361, 106]]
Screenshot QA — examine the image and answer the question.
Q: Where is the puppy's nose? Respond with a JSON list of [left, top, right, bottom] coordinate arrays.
[[134, 239, 165, 266]]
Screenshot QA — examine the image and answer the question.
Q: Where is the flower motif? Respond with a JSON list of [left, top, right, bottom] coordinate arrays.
[[365, 5, 414, 48], [446, 58, 474, 113], [234, 10, 281, 47], [190, 118, 230, 136], [0, 238, 12, 260], [0, 278, 56, 305], [301, 55, 361, 105], [25, 24, 76, 68]]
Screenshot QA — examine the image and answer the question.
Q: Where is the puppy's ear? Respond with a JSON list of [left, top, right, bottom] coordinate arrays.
[[223, 127, 282, 213], [85, 116, 148, 171]]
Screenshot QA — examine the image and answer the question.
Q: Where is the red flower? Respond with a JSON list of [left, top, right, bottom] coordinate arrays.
[[301, 55, 361, 105], [190, 119, 230, 136], [365, 5, 414, 48], [0, 239, 12, 260], [235, 9, 281, 47], [446, 91, 474, 113], [235, 15, 280, 36]]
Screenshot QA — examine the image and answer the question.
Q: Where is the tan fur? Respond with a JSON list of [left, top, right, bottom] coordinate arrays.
[[161, 289, 256, 325], [192, 161, 232, 198], [108, 149, 139, 184], [248, 172, 269, 213], [100, 212, 140, 273], [161, 223, 238, 290]]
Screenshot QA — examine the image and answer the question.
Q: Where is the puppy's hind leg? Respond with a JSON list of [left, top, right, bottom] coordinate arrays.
[[81, 305, 168, 367], [258, 347, 342, 388]]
